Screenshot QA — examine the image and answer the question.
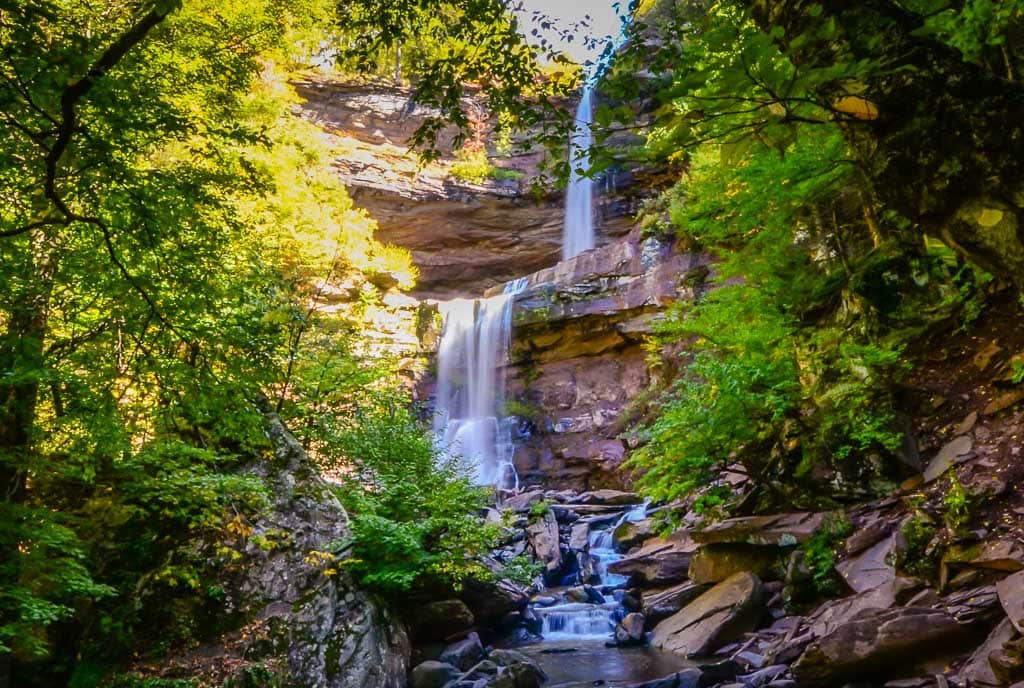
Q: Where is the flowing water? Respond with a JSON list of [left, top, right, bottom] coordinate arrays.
[[433, 278, 528, 488], [562, 86, 595, 261]]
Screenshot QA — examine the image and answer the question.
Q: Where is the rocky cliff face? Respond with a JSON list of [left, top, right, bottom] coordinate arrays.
[[293, 77, 636, 299], [504, 230, 710, 491]]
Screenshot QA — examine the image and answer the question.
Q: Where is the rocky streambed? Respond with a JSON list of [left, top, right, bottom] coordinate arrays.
[[406, 484, 1024, 688]]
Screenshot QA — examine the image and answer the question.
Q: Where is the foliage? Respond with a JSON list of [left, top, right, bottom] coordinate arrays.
[[500, 554, 543, 586], [899, 511, 940, 579], [324, 403, 500, 594], [449, 146, 525, 184], [800, 515, 853, 595], [942, 474, 973, 532], [528, 499, 553, 519]]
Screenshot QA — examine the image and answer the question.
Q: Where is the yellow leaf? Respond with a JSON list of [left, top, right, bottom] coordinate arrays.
[[976, 208, 1004, 227], [833, 96, 879, 121]]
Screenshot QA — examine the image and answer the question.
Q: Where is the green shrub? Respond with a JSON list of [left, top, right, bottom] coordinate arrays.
[[800, 515, 853, 594], [326, 404, 500, 594]]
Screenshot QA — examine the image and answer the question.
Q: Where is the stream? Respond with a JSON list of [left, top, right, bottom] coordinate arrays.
[[509, 507, 692, 686]]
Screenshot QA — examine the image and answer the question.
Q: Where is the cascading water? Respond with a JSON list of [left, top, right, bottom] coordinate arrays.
[[562, 85, 595, 261], [535, 501, 651, 642], [434, 278, 528, 488]]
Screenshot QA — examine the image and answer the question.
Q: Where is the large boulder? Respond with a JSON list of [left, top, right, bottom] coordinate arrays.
[[959, 618, 1018, 687], [688, 544, 779, 585], [614, 518, 657, 551], [577, 489, 642, 505], [999, 570, 1024, 633], [410, 660, 461, 688], [792, 607, 971, 687], [694, 513, 829, 547], [200, 412, 411, 688], [406, 600, 475, 642], [461, 579, 528, 627], [608, 533, 698, 586], [835, 532, 901, 593], [651, 572, 765, 657], [526, 510, 563, 581], [438, 633, 485, 671], [642, 582, 712, 624]]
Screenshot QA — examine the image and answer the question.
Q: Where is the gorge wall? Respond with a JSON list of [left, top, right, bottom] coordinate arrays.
[[295, 76, 690, 491]]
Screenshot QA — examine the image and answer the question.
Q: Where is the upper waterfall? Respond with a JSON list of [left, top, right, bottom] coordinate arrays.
[[562, 86, 595, 261]]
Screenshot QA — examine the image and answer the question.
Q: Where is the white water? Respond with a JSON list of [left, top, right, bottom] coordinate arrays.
[[537, 602, 619, 641], [562, 86, 595, 261], [539, 501, 651, 642], [434, 278, 528, 488]]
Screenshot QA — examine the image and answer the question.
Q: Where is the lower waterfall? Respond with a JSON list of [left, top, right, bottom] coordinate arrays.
[[433, 278, 527, 488]]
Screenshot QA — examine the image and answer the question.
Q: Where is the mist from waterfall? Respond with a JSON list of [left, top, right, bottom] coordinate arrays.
[[562, 85, 595, 261], [433, 278, 528, 489]]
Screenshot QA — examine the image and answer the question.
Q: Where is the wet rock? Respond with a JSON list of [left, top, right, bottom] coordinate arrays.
[[569, 522, 590, 551], [806, 577, 916, 638], [694, 513, 829, 547], [525, 510, 562, 582], [407, 600, 475, 642], [624, 668, 703, 688], [923, 435, 974, 482], [688, 544, 779, 584], [410, 660, 461, 688], [999, 570, 1024, 633], [792, 607, 970, 687], [615, 518, 657, 550], [584, 584, 606, 604], [651, 572, 765, 657], [642, 582, 711, 623], [439, 633, 485, 672], [615, 612, 647, 645], [485, 649, 548, 688], [609, 533, 698, 586]]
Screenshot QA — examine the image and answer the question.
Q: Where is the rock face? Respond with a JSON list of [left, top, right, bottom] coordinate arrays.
[[502, 234, 712, 490], [792, 607, 970, 687], [216, 413, 409, 688], [651, 572, 765, 657], [293, 77, 635, 299]]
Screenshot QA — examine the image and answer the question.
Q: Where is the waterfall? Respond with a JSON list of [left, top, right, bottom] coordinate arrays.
[[562, 86, 595, 261], [434, 278, 528, 488], [536, 602, 619, 641]]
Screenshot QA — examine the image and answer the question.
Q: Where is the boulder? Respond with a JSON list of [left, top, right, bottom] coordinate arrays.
[[991, 638, 1024, 685], [569, 522, 590, 551], [642, 582, 711, 624], [577, 489, 642, 505], [461, 579, 528, 626], [525, 510, 562, 581], [651, 572, 765, 657], [694, 513, 829, 547], [999, 570, 1024, 633], [615, 612, 647, 645], [922, 435, 973, 482], [792, 607, 970, 687], [806, 577, 917, 639], [486, 649, 548, 688], [407, 599, 475, 642], [410, 660, 461, 688], [608, 533, 698, 586], [944, 584, 1003, 625], [438, 633, 485, 671], [615, 518, 657, 550], [688, 544, 779, 584], [505, 490, 545, 513], [959, 618, 1017, 687], [836, 532, 901, 593]]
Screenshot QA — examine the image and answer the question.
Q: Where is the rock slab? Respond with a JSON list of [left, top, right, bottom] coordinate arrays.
[[651, 572, 765, 657]]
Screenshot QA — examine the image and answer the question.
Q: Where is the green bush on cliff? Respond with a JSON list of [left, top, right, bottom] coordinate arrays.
[[325, 403, 500, 594]]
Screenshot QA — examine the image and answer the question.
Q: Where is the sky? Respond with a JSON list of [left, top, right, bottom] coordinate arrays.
[[514, 0, 627, 66]]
